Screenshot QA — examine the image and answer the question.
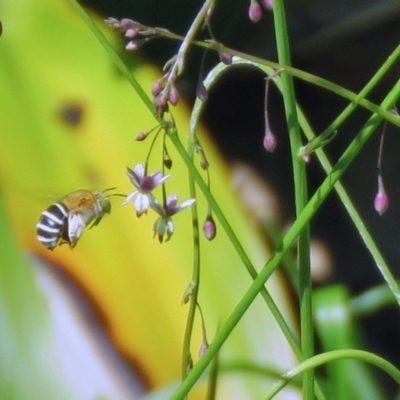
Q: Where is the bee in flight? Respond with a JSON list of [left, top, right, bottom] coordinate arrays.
[[36, 189, 113, 250]]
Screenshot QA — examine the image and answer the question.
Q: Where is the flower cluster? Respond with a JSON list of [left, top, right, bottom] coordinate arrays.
[[105, 18, 159, 51], [105, 17, 181, 118], [123, 163, 195, 242]]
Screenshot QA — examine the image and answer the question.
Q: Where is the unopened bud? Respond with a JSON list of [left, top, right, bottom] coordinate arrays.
[[219, 52, 233, 65], [151, 80, 164, 97], [261, 0, 273, 10], [263, 132, 277, 152], [154, 94, 169, 118], [198, 341, 209, 358], [125, 40, 140, 51], [374, 191, 389, 215], [163, 157, 172, 169], [135, 131, 148, 141], [375, 175, 389, 215], [249, 0, 262, 23], [125, 27, 139, 38], [200, 156, 209, 170], [196, 80, 208, 102], [154, 93, 167, 108], [203, 216, 217, 240], [168, 87, 179, 106]]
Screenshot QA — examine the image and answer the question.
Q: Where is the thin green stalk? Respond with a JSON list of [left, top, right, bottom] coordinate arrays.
[[350, 283, 398, 316], [301, 43, 400, 156], [262, 349, 400, 400], [174, 4, 217, 376], [272, 1, 313, 398], [166, 0, 214, 79], [181, 165, 201, 380]]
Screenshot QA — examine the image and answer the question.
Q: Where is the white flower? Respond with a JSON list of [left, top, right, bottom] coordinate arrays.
[[123, 163, 170, 217], [151, 195, 195, 242]]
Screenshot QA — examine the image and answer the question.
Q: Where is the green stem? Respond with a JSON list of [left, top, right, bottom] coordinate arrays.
[[262, 349, 400, 400], [167, 0, 214, 79], [272, 0, 313, 397]]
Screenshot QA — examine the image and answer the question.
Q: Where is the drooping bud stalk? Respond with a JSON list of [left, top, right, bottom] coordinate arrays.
[[263, 79, 277, 152], [248, 0, 262, 23]]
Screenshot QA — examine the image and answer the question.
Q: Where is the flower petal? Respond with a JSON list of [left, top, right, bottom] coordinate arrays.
[[134, 193, 151, 216], [122, 190, 138, 205]]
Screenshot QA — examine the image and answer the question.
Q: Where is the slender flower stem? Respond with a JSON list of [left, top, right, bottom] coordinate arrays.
[[262, 349, 400, 400], [167, 0, 215, 79], [170, 1, 217, 375], [181, 132, 202, 382], [272, 0, 313, 397]]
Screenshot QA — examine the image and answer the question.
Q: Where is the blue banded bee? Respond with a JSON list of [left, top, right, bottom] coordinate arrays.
[[36, 190, 112, 250]]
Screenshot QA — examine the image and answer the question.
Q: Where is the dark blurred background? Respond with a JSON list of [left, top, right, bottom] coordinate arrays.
[[82, 0, 400, 395]]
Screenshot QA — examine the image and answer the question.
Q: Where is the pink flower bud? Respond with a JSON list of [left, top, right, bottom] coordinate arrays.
[[374, 191, 389, 215], [196, 80, 208, 102], [125, 40, 140, 51], [375, 174, 389, 215], [198, 341, 208, 358], [168, 87, 179, 106], [249, 0, 262, 23], [219, 52, 233, 65], [203, 216, 216, 240], [125, 27, 139, 38], [151, 80, 163, 97], [163, 157, 172, 169], [263, 133, 277, 152], [154, 93, 167, 108], [200, 156, 209, 170], [135, 131, 148, 141], [261, 0, 273, 10]]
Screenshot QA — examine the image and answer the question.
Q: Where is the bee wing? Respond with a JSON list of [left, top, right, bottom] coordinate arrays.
[[68, 213, 86, 246]]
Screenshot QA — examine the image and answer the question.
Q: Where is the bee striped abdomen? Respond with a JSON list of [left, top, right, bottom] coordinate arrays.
[[36, 203, 69, 250]]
